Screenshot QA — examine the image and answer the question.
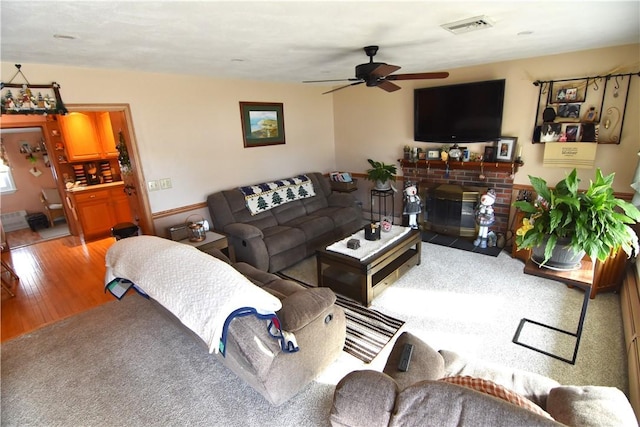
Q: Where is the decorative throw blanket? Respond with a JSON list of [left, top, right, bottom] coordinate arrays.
[[104, 236, 285, 354], [239, 174, 315, 215]]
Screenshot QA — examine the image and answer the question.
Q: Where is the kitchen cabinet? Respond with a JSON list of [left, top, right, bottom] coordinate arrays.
[[68, 183, 131, 240], [59, 112, 118, 161]]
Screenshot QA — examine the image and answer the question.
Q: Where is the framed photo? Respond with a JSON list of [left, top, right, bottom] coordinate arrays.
[[550, 80, 586, 103], [239, 102, 286, 147], [426, 149, 440, 159], [496, 137, 517, 162], [541, 123, 562, 142], [418, 151, 426, 160], [564, 124, 581, 142], [556, 103, 581, 122], [483, 146, 496, 162]]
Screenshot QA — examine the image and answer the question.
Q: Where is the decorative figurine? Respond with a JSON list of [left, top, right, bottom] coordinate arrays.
[[403, 181, 421, 230], [473, 188, 496, 248]]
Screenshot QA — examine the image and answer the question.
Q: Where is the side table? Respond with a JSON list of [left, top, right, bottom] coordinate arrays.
[[180, 231, 235, 262], [512, 258, 594, 365]]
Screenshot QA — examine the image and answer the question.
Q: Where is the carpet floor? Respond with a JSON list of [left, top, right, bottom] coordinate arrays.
[[1, 242, 628, 426]]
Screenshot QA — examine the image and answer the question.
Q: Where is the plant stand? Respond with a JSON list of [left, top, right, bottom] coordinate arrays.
[[512, 257, 594, 365], [370, 189, 394, 224]]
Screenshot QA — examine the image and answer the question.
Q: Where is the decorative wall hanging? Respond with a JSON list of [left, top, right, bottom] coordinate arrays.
[[239, 102, 286, 147], [1, 64, 68, 115], [531, 71, 638, 144]]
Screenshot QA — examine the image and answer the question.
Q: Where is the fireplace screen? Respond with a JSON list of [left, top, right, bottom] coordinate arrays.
[[423, 184, 479, 237]]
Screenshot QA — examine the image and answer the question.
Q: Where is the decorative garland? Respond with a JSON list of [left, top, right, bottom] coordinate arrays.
[[117, 130, 131, 175]]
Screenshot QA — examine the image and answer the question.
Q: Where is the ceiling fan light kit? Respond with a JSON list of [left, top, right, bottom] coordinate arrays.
[[304, 45, 449, 94]]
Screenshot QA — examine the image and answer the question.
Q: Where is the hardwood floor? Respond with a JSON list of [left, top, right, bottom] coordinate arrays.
[[1, 235, 115, 342]]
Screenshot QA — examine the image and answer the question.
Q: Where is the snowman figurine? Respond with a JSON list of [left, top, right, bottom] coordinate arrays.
[[473, 188, 496, 248], [403, 181, 421, 229]]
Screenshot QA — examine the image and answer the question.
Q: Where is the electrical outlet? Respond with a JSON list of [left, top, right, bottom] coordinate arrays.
[[159, 178, 172, 189], [148, 180, 159, 191]]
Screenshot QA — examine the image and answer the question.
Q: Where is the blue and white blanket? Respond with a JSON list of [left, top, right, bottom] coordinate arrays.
[[239, 174, 315, 215]]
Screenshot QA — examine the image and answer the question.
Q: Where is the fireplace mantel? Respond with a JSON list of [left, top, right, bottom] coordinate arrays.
[[399, 159, 522, 173]]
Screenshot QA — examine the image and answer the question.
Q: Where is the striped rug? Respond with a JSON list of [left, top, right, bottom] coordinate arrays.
[[277, 272, 405, 363]]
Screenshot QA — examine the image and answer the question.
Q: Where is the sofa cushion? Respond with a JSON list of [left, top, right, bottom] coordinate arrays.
[[440, 349, 560, 409], [546, 386, 638, 427], [282, 215, 335, 241], [302, 194, 329, 214], [313, 206, 361, 228], [391, 381, 561, 427], [262, 226, 306, 256], [272, 200, 307, 224], [383, 332, 445, 390], [331, 370, 398, 427], [440, 376, 552, 419]]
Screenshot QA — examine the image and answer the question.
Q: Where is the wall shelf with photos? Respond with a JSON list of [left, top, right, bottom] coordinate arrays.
[[531, 72, 638, 145]]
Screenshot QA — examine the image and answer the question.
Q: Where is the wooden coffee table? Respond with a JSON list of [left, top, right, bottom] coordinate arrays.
[[316, 229, 421, 306]]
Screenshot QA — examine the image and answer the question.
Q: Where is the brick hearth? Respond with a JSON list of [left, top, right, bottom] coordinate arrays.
[[402, 164, 515, 236]]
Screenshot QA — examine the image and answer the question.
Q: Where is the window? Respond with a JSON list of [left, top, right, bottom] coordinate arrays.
[[0, 163, 17, 194]]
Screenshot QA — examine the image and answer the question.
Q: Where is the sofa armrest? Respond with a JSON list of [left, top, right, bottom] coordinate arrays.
[[546, 386, 638, 427], [278, 287, 336, 332], [224, 222, 264, 240], [330, 370, 398, 427], [223, 223, 269, 270], [328, 192, 358, 208]]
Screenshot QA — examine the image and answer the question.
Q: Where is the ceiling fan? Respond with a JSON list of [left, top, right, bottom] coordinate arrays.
[[303, 45, 449, 94]]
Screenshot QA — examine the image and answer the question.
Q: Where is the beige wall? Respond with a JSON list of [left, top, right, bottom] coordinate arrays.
[[2, 43, 638, 222], [1, 63, 337, 214], [333, 44, 640, 192], [1, 129, 57, 214]]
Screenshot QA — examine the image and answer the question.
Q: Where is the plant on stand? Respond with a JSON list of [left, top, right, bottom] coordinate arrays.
[[366, 159, 397, 191], [514, 168, 640, 269]]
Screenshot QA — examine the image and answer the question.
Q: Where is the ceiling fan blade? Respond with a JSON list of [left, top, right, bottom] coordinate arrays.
[[377, 80, 401, 92], [370, 63, 401, 78], [386, 71, 450, 81], [303, 78, 359, 83], [322, 81, 364, 95]]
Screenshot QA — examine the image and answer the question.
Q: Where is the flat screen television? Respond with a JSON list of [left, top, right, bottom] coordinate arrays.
[[414, 79, 505, 143]]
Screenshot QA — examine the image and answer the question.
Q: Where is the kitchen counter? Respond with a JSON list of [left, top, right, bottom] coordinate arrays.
[[66, 181, 125, 193]]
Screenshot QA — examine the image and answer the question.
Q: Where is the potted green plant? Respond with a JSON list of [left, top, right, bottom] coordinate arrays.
[[366, 158, 397, 191], [514, 168, 640, 269]]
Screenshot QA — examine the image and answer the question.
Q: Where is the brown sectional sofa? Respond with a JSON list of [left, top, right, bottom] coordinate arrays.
[[330, 332, 638, 426], [208, 172, 363, 272]]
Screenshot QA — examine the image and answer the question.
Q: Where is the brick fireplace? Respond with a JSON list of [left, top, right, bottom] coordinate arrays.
[[401, 161, 516, 237]]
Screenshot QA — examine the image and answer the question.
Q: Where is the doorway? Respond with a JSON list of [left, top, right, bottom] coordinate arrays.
[[0, 126, 70, 248], [0, 104, 154, 247]]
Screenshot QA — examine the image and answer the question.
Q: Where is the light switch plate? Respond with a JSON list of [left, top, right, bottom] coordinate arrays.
[[160, 178, 172, 189], [148, 180, 159, 191]]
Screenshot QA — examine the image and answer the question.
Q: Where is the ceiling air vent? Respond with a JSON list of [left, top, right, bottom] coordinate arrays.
[[441, 15, 494, 35]]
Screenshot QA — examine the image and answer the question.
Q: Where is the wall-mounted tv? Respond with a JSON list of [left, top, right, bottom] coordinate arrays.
[[414, 79, 505, 143]]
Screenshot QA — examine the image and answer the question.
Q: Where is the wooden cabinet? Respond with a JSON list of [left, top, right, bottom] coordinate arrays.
[[69, 184, 132, 240], [59, 112, 118, 161], [511, 208, 628, 299]]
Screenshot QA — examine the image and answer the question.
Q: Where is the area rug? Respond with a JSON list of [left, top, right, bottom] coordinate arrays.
[[422, 230, 502, 257], [277, 271, 405, 363]]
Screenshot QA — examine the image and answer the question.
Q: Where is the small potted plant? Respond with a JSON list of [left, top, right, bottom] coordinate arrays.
[[366, 158, 397, 191], [514, 168, 640, 269]]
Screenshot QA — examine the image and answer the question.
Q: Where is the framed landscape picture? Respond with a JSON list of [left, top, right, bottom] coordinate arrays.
[[239, 102, 286, 147]]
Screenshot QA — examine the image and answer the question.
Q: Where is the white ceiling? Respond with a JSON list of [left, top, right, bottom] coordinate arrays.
[[1, 1, 639, 86]]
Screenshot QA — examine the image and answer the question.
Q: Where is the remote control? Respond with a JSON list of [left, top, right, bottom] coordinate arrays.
[[398, 343, 414, 372]]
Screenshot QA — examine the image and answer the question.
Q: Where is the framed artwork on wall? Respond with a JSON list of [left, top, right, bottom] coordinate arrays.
[[239, 102, 286, 147]]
